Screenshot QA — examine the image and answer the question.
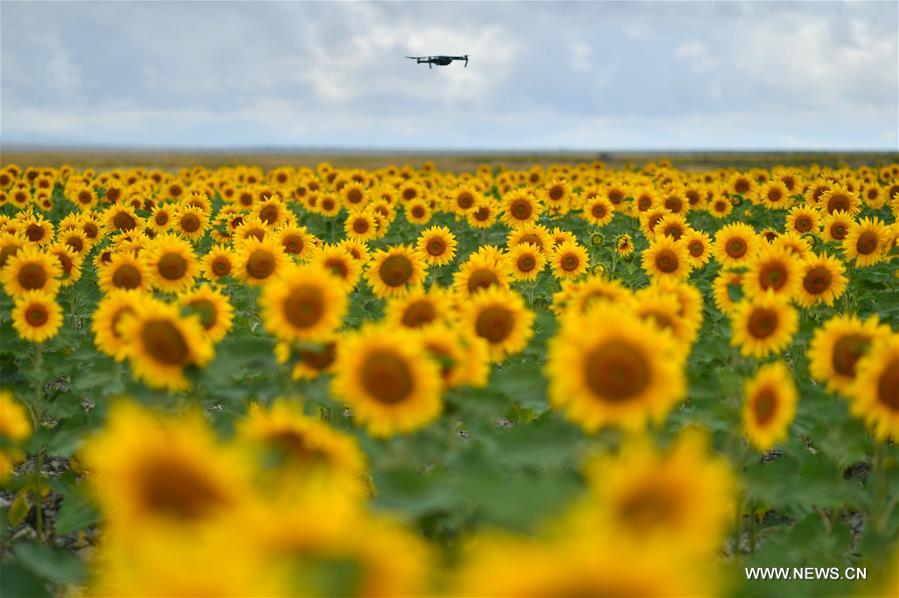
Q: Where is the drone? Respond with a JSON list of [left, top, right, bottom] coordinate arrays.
[[406, 55, 469, 69]]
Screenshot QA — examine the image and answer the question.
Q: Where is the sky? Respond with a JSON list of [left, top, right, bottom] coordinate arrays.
[[1, 1, 897, 151]]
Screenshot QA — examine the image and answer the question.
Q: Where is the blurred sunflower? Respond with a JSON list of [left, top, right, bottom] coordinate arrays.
[[142, 234, 199, 293], [172, 205, 209, 241], [808, 314, 891, 395], [508, 242, 546, 281], [1, 245, 61, 298], [12, 290, 63, 343], [847, 334, 899, 440], [314, 244, 362, 292], [179, 284, 234, 343], [642, 236, 691, 281], [583, 196, 615, 227], [99, 252, 150, 293], [92, 290, 143, 361], [201, 244, 236, 283], [713, 223, 760, 267], [743, 247, 801, 300], [843, 216, 888, 267], [366, 245, 426, 299], [795, 253, 848, 307], [730, 292, 797, 358], [785, 205, 820, 235], [416, 225, 457, 266], [501, 189, 541, 227], [550, 240, 589, 280], [385, 286, 453, 331], [460, 286, 534, 362], [742, 361, 798, 450], [235, 236, 290, 286], [261, 264, 346, 343]]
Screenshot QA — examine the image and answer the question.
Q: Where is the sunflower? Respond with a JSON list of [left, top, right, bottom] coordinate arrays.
[[847, 334, 899, 440], [550, 240, 589, 280], [582, 196, 615, 227], [117, 298, 214, 390], [365, 245, 427, 299], [0, 390, 30, 482], [843, 216, 888, 267], [613, 233, 634, 258], [728, 171, 755, 197], [654, 213, 689, 241], [331, 325, 443, 437], [171, 205, 209, 242], [148, 205, 173, 232], [822, 210, 853, 243], [103, 205, 141, 236], [1, 245, 61, 299], [820, 185, 861, 216], [19, 214, 55, 246], [785, 205, 820, 235], [142, 234, 199, 294], [680, 229, 711, 268], [653, 278, 704, 333], [466, 198, 498, 228], [416, 225, 457, 266], [632, 287, 697, 353], [742, 361, 798, 450], [404, 199, 432, 225], [60, 229, 90, 256], [12, 290, 63, 343], [256, 196, 291, 228], [554, 275, 634, 317], [795, 252, 848, 307], [452, 250, 511, 298], [99, 252, 150, 293], [344, 210, 378, 242], [337, 238, 370, 266], [313, 244, 362, 292], [709, 193, 733, 218], [278, 338, 339, 381], [92, 290, 143, 361], [808, 314, 891, 395], [418, 325, 489, 389], [507, 223, 553, 254], [276, 225, 318, 261], [318, 193, 341, 217], [730, 292, 798, 358], [179, 284, 234, 343], [48, 243, 83, 287], [201, 244, 236, 283], [501, 188, 541, 227], [508, 242, 546, 281], [714, 223, 760, 267], [449, 184, 480, 214], [547, 304, 684, 431], [460, 286, 534, 362], [756, 180, 793, 209], [642, 236, 691, 281], [235, 236, 290, 286], [771, 231, 814, 260], [384, 286, 453, 331], [743, 247, 801, 300], [261, 264, 346, 343]]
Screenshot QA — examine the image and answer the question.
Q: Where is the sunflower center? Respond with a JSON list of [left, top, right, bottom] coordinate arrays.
[[113, 211, 136, 231], [725, 238, 747, 259], [457, 192, 475, 210], [401, 300, 437, 328], [113, 264, 142, 289], [467, 268, 499, 294], [830, 223, 848, 240], [475, 305, 515, 344], [325, 258, 348, 278], [352, 219, 369, 234], [584, 339, 650, 402], [618, 486, 677, 532], [155, 212, 170, 226], [26, 224, 45, 242], [298, 342, 337, 370], [831, 334, 870, 377], [655, 250, 679, 273], [268, 429, 329, 464], [181, 213, 201, 233], [735, 179, 750, 194], [78, 191, 93, 204], [759, 262, 787, 290], [347, 188, 364, 204], [638, 197, 652, 211], [802, 266, 831, 295], [876, 358, 899, 412], [664, 196, 683, 213], [548, 185, 564, 201], [511, 199, 532, 219], [282, 234, 304, 254], [518, 254, 536, 272], [826, 194, 849, 213], [158, 252, 188, 280], [141, 320, 190, 365], [687, 240, 704, 257], [753, 387, 778, 425], [18, 263, 48, 290], [794, 216, 813, 232], [25, 304, 49, 327], [663, 225, 682, 240], [518, 234, 543, 249], [747, 308, 778, 339], [591, 203, 607, 219], [284, 286, 324, 328], [426, 238, 446, 256], [473, 206, 491, 221], [767, 188, 783, 203], [247, 249, 275, 279], [411, 206, 426, 218], [360, 350, 413, 404], [65, 237, 84, 253], [189, 299, 218, 330], [379, 254, 413, 287], [137, 456, 228, 520], [211, 257, 231, 276], [856, 231, 878, 255], [56, 252, 74, 275], [561, 253, 580, 271], [259, 205, 278, 224]]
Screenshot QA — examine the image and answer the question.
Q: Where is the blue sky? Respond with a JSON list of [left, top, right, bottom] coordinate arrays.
[[2, 1, 896, 150]]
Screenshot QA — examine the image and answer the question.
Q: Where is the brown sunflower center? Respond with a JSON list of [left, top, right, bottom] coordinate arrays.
[[548, 185, 564, 201], [180, 213, 201, 233], [298, 342, 337, 371], [794, 215, 813, 232], [511, 199, 532, 219], [876, 358, 899, 412], [352, 218, 369, 234], [282, 234, 304, 255], [113, 211, 136, 231], [591, 203, 607, 219], [456, 192, 475, 210], [517, 254, 536, 272], [78, 190, 93, 204], [56, 252, 74, 275], [759, 262, 788, 290], [655, 249, 679, 273], [826, 194, 850, 214], [347, 188, 364, 204], [26, 224, 45, 242], [767, 188, 783, 203], [753, 387, 778, 425], [379, 254, 413, 287], [561, 253, 580, 271], [747, 308, 779, 339], [137, 456, 229, 520], [211, 257, 231, 276], [664, 196, 683, 213], [584, 339, 650, 402], [688, 240, 704, 257], [325, 258, 349, 279], [426, 238, 446, 256], [360, 351, 413, 403], [65, 236, 84, 253], [725, 238, 748, 259], [141, 320, 189, 365], [830, 223, 848, 240], [189, 299, 218, 330], [856, 231, 879, 255], [802, 265, 832, 295], [247, 249, 275, 279], [618, 485, 677, 532], [467, 268, 499, 294], [25, 304, 49, 327], [158, 252, 188, 281], [411, 206, 426, 218], [284, 286, 324, 328], [18, 263, 48, 290], [473, 206, 491, 221], [268, 429, 329, 464], [735, 179, 751, 194], [831, 334, 870, 377], [401, 300, 437, 328], [259, 205, 279, 224], [475, 305, 515, 344], [113, 264, 142, 289]]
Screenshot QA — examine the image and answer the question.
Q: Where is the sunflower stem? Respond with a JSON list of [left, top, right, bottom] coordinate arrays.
[[30, 343, 46, 543]]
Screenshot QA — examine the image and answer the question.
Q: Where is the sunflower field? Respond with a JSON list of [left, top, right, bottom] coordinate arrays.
[[0, 159, 897, 597]]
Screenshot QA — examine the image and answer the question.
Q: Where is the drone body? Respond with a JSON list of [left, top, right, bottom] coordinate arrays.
[[406, 55, 469, 69]]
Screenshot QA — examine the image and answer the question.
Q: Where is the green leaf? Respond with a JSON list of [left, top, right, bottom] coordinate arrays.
[[0, 562, 52, 598], [13, 543, 87, 585]]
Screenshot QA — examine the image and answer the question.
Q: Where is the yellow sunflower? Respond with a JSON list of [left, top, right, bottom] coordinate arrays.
[[141, 233, 199, 294], [785, 205, 821, 235], [117, 298, 214, 390], [507, 223, 553, 254], [714, 223, 760, 267], [508, 242, 546, 281], [742, 361, 798, 450], [12, 290, 63, 343], [822, 210, 853, 243], [460, 286, 535, 362], [847, 334, 899, 440], [405, 199, 432, 225], [47, 243, 83, 287], [235, 236, 290, 286], [500, 188, 541, 227], [415, 225, 457, 267], [276, 224, 318, 262], [1, 245, 61, 298], [808, 314, 891, 395], [418, 324, 490, 389], [615, 233, 635, 257], [92, 289, 143, 361], [554, 275, 634, 317], [843, 216, 888, 267], [201, 244, 236, 283], [0, 390, 31, 482], [546, 304, 685, 432], [730, 292, 797, 358], [331, 325, 443, 437], [680, 229, 712, 268], [583, 196, 615, 227], [365, 245, 427, 299], [261, 264, 346, 343], [550, 240, 589, 280], [384, 286, 454, 330], [466, 198, 499, 228], [743, 247, 801, 300], [344, 210, 378, 242], [632, 286, 698, 352], [313, 244, 363, 292], [98, 251, 151, 293], [820, 185, 861, 216], [172, 205, 209, 241], [179, 284, 234, 343], [642, 236, 691, 281], [795, 252, 848, 307]]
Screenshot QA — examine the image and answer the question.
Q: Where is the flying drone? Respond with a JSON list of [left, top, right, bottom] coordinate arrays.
[[406, 55, 469, 69]]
